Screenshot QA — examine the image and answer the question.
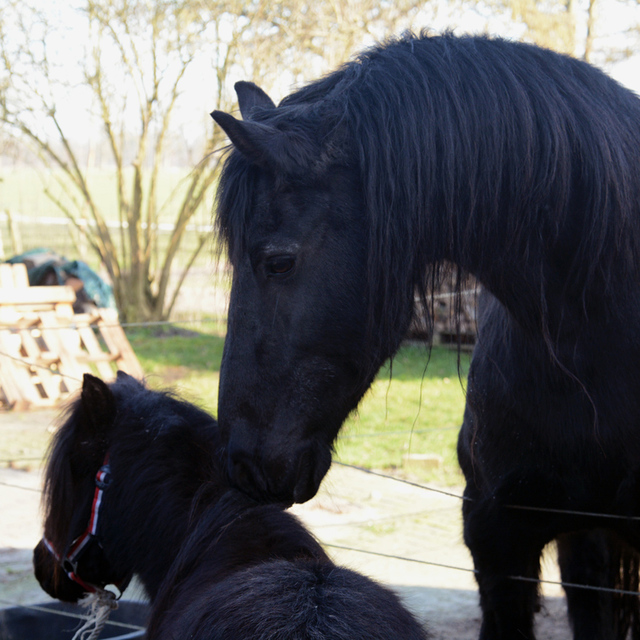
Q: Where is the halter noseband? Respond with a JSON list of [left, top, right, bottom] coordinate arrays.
[[43, 453, 127, 595]]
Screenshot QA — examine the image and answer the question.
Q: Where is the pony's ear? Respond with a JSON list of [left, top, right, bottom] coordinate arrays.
[[211, 110, 319, 176], [79, 374, 116, 439], [235, 81, 275, 119], [116, 370, 133, 382]]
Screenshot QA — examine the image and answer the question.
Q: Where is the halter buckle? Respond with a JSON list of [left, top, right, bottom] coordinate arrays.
[[95, 463, 112, 490]]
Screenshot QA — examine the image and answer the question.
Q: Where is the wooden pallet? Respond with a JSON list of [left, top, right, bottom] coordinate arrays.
[[0, 263, 143, 409]]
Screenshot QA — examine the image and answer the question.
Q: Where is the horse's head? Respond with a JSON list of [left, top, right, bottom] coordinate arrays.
[[34, 373, 132, 602], [212, 83, 412, 504]]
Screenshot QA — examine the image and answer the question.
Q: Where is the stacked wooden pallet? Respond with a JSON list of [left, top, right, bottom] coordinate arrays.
[[407, 266, 478, 347], [0, 263, 143, 409]]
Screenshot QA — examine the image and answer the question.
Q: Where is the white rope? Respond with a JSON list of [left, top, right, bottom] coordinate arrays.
[[71, 590, 119, 640]]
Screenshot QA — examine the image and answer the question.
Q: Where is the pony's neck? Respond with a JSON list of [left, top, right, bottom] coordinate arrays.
[[145, 490, 329, 629], [104, 475, 221, 600], [115, 486, 327, 603], [165, 491, 328, 585]]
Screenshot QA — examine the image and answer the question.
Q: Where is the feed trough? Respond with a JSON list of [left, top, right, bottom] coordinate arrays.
[[0, 600, 148, 640]]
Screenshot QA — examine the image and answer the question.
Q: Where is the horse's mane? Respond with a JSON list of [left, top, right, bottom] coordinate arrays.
[[216, 30, 640, 351]]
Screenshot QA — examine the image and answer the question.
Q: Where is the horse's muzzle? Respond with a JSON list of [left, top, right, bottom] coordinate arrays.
[[227, 442, 331, 505], [32, 539, 87, 603]]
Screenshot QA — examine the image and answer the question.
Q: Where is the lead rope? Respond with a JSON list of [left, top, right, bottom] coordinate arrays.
[[71, 590, 118, 640]]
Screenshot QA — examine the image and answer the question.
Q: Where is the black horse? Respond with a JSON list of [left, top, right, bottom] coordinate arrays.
[[211, 31, 640, 640], [33, 372, 428, 640]]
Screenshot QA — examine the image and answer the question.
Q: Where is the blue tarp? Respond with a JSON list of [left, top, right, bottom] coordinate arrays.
[[6, 248, 116, 312]]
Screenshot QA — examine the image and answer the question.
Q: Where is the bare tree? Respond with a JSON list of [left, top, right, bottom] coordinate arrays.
[[0, 0, 428, 322], [1, 0, 228, 320], [505, 0, 640, 65]]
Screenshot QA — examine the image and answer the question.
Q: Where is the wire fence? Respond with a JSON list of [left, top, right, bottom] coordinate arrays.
[[0, 598, 146, 633], [3, 451, 640, 624], [2, 314, 640, 630]]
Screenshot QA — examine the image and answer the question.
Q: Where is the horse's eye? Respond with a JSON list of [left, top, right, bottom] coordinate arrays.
[[266, 255, 295, 277]]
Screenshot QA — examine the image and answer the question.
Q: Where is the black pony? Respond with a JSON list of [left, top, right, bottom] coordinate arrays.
[[33, 372, 428, 640], [211, 31, 640, 639]]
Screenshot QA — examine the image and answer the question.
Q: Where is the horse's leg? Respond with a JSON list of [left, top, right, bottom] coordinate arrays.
[[558, 530, 640, 640], [462, 493, 546, 640]]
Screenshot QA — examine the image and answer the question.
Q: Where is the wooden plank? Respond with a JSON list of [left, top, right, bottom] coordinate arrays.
[[77, 325, 116, 379], [97, 309, 144, 379], [0, 286, 76, 306], [0, 329, 42, 406], [0, 264, 17, 288], [0, 308, 23, 327], [10, 263, 30, 288], [76, 353, 118, 363], [55, 302, 75, 320], [0, 354, 27, 408], [0, 294, 142, 406], [17, 328, 64, 402], [68, 312, 101, 327], [38, 311, 87, 387]]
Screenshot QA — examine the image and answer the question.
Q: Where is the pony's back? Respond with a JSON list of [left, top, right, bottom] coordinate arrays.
[[156, 559, 427, 640]]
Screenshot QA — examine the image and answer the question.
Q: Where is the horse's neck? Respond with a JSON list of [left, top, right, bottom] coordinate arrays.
[[457, 249, 619, 343]]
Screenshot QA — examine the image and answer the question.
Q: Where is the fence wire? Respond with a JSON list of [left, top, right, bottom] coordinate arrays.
[[2, 335, 640, 525]]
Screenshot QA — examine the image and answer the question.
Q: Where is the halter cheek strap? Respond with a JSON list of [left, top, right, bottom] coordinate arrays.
[[44, 454, 114, 594]]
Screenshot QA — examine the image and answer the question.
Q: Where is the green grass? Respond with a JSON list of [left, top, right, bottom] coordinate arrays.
[[336, 344, 469, 485], [128, 329, 470, 486], [129, 324, 226, 413]]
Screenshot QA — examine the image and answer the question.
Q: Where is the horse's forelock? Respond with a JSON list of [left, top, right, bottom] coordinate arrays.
[[215, 150, 257, 266]]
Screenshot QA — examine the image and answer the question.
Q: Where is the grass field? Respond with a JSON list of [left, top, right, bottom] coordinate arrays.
[[0, 166, 216, 272], [0, 167, 210, 223]]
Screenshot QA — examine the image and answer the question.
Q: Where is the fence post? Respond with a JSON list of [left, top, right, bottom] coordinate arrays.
[[0, 213, 5, 261], [5, 210, 23, 256]]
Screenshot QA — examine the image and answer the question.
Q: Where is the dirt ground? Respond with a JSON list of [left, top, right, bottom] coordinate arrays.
[[0, 409, 573, 639]]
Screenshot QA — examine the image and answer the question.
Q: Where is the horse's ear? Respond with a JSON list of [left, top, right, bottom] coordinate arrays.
[[211, 110, 278, 167], [79, 374, 116, 438], [211, 110, 319, 175], [234, 81, 275, 119]]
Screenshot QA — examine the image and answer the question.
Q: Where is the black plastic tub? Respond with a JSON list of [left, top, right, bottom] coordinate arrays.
[[0, 600, 148, 640]]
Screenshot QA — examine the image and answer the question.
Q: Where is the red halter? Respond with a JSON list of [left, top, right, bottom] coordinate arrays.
[[44, 453, 116, 594]]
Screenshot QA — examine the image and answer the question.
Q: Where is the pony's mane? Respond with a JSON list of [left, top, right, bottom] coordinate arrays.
[[42, 398, 90, 555], [216, 31, 640, 351]]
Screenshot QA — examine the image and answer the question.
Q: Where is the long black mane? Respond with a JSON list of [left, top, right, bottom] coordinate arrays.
[[216, 31, 640, 350]]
